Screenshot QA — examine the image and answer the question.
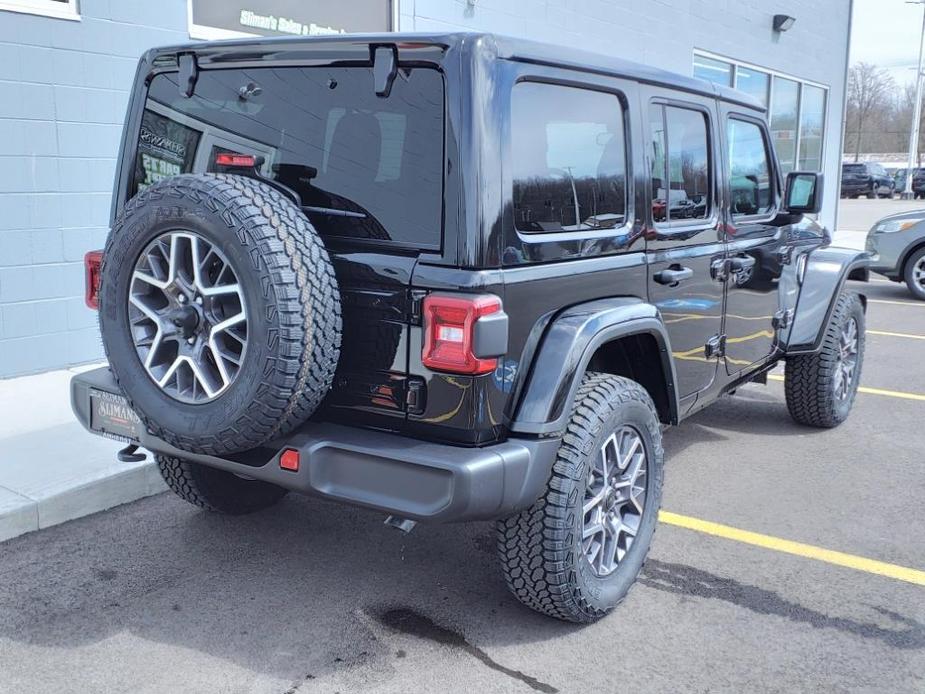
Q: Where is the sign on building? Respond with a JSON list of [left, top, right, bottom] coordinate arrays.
[[188, 0, 393, 39]]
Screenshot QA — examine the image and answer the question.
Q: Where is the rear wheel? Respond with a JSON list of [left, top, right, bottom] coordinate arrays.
[[496, 373, 663, 623], [866, 182, 878, 199], [903, 247, 925, 301], [784, 292, 865, 427], [156, 455, 287, 514]]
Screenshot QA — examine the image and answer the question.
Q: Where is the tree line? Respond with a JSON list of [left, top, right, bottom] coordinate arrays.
[[845, 61, 925, 162]]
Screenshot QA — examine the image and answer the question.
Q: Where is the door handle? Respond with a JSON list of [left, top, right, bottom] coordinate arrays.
[[654, 265, 694, 285], [727, 255, 756, 272]]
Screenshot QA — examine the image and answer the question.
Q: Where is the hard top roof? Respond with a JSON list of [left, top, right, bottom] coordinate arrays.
[[150, 31, 765, 111]]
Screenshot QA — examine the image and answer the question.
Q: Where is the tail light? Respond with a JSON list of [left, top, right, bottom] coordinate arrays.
[[422, 294, 504, 375], [84, 250, 103, 310]]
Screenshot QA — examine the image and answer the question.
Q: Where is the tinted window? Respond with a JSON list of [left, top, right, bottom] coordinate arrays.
[[728, 119, 774, 217], [136, 66, 445, 248], [649, 105, 711, 222], [842, 164, 865, 174], [512, 82, 627, 233]]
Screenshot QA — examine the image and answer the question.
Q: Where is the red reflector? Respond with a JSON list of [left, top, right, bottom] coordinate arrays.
[[422, 294, 501, 375], [280, 449, 300, 472], [215, 153, 257, 168], [84, 250, 103, 310]]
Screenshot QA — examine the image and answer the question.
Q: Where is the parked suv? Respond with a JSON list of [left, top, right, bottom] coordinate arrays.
[[841, 162, 894, 198], [73, 34, 869, 623], [866, 211, 925, 300], [893, 168, 925, 199]]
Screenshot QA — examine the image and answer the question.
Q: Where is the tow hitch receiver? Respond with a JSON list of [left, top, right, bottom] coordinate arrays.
[[384, 515, 417, 534]]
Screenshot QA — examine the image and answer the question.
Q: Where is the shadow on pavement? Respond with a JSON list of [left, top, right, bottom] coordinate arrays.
[[640, 559, 925, 650]]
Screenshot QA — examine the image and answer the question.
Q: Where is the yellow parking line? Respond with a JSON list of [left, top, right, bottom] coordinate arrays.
[[659, 511, 925, 586], [868, 329, 925, 340], [868, 299, 925, 307], [767, 374, 925, 401]]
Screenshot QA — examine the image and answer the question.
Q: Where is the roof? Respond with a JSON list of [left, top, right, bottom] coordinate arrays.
[[149, 31, 765, 112]]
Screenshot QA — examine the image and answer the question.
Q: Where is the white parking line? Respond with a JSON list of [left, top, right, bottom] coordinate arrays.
[[868, 299, 925, 308], [868, 329, 925, 341]]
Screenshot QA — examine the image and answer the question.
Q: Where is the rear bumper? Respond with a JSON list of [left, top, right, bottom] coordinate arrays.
[[840, 181, 871, 195], [70, 367, 559, 523]]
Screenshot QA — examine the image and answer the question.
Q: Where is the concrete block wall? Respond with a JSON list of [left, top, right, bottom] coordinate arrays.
[[398, 0, 851, 233], [0, 0, 188, 377]]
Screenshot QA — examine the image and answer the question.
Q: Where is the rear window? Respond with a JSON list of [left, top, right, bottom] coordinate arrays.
[[134, 66, 445, 249], [842, 164, 866, 174]]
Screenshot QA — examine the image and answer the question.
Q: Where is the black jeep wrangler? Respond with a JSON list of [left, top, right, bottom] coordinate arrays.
[[72, 33, 870, 623]]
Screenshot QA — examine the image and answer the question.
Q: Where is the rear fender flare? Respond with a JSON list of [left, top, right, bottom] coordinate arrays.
[[510, 298, 679, 435], [784, 246, 871, 355]]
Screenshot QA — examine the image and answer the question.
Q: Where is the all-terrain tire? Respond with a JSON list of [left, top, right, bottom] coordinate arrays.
[[496, 373, 664, 623], [784, 291, 865, 427], [99, 174, 341, 456], [903, 247, 925, 301], [156, 455, 287, 514]]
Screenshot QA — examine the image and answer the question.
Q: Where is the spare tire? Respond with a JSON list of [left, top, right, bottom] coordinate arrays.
[[99, 174, 341, 455]]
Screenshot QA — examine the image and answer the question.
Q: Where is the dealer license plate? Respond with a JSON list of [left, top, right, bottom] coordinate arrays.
[[89, 389, 141, 443]]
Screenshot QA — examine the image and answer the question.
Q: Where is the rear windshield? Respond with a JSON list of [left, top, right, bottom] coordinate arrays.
[[842, 164, 866, 173], [134, 66, 445, 249]]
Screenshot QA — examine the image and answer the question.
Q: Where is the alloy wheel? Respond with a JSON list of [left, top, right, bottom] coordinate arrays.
[[914, 256, 925, 291], [582, 426, 648, 577], [833, 316, 859, 401], [128, 231, 248, 403]]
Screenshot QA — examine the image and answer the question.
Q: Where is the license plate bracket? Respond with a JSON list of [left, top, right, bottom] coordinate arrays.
[[89, 389, 141, 444]]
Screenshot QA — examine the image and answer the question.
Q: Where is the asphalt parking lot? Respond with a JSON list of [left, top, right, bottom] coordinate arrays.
[[1, 208, 924, 693]]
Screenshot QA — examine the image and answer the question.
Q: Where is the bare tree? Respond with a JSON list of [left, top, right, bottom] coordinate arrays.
[[846, 62, 896, 161]]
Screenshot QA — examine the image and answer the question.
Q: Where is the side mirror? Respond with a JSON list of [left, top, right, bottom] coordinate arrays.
[[784, 171, 823, 214]]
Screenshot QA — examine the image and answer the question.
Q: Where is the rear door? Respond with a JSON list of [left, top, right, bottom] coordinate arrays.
[[132, 61, 447, 431], [643, 89, 725, 401]]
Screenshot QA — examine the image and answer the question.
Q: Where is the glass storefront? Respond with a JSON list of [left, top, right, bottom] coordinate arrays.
[[693, 52, 827, 174]]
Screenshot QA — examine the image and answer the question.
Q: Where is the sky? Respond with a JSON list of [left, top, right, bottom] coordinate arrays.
[[851, 0, 925, 87]]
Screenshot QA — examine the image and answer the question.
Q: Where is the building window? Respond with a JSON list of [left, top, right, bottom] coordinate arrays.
[[0, 0, 78, 20], [735, 66, 770, 108], [769, 76, 800, 173], [693, 51, 827, 174], [693, 55, 733, 87], [798, 84, 826, 172], [512, 82, 628, 233]]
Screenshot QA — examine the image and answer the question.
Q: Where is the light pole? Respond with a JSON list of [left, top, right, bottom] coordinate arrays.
[[902, 0, 925, 199]]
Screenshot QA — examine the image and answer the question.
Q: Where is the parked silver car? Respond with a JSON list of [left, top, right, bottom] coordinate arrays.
[[866, 210, 925, 300]]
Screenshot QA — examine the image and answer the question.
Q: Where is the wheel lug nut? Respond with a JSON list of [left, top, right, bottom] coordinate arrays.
[[187, 337, 195, 345], [178, 294, 187, 303]]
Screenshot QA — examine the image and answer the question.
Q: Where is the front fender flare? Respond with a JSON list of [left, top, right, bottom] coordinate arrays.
[[784, 246, 871, 355], [510, 298, 679, 435]]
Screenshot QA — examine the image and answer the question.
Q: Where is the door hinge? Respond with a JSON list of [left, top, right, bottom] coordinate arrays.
[[772, 308, 794, 330], [705, 334, 726, 359]]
